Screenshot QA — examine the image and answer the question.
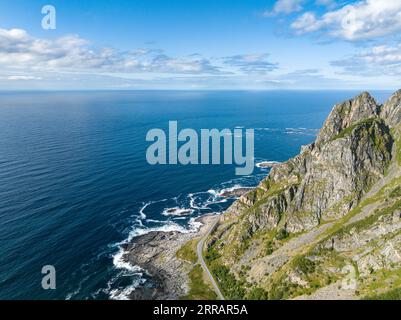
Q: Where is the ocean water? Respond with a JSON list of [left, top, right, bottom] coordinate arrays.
[[0, 90, 393, 300]]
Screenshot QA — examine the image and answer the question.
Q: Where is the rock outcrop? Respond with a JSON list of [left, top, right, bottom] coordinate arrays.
[[381, 89, 401, 128], [224, 92, 393, 235]]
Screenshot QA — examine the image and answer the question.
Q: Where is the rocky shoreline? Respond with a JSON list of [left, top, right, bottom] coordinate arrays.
[[219, 187, 252, 198], [120, 215, 220, 300]]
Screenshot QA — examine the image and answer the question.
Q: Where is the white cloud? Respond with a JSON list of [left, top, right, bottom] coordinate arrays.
[[331, 44, 401, 75], [223, 54, 278, 74], [264, 0, 304, 16], [291, 0, 401, 40], [0, 27, 284, 81], [291, 12, 319, 32], [7, 75, 43, 80], [0, 28, 221, 75]]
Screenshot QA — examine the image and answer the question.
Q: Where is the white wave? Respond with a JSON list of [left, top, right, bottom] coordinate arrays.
[[255, 127, 280, 132], [103, 269, 146, 301], [65, 275, 91, 300], [162, 207, 195, 216], [207, 189, 218, 197], [138, 202, 150, 219], [108, 248, 147, 300], [206, 198, 228, 206], [188, 217, 204, 232], [109, 282, 141, 300], [188, 193, 200, 209], [124, 220, 198, 244], [285, 128, 319, 136], [135, 217, 144, 227], [206, 185, 251, 201], [217, 184, 251, 197], [146, 218, 165, 223], [113, 216, 204, 259], [110, 218, 203, 298], [188, 192, 210, 210], [189, 192, 223, 210], [113, 248, 143, 273], [255, 161, 281, 168], [138, 198, 168, 219]]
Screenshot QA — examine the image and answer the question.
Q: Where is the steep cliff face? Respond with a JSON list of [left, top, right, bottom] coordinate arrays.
[[206, 90, 401, 300], [382, 89, 401, 128], [223, 92, 393, 236]]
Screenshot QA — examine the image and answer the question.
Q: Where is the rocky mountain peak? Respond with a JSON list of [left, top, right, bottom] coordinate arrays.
[[381, 89, 401, 128], [316, 91, 380, 146]]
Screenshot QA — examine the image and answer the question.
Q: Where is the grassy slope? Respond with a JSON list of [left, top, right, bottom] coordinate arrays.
[[180, 264, 218, 300], [176, 238, 218, 300]]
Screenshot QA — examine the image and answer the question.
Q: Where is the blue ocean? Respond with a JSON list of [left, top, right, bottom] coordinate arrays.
[[0, 90, 392, 299]]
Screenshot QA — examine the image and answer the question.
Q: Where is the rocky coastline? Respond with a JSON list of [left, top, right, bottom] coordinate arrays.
[[120, 215, 219, 300]]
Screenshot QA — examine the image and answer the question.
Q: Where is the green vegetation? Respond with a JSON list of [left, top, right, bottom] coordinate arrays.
[[181, 265, 218, 300], [267, 275, 301, 300], [330, 118, 378, 142], [176, 239, 198, 264], [210, 264, 245, 299], [219, 177, 301, 261], [396, 131, 401, 165], [364, 288, 401, 300], [321, 194, 357, 221], [358, 267, 401, 299], [390, 186, 401, 198], [264, 240, 274, 255], [245, 287, 269, 300], [177, 238, 218, 300], [275, 228, 289, 241], [293, 256, 316, 274], [265, 249, 347, 300], [371, 122, 392, 155], [250, 177, 300, 210], [205, 242, 246, 299], [318, 175, 401, 243], [204, 245, 221, 263], [335, 199, 401, 238]]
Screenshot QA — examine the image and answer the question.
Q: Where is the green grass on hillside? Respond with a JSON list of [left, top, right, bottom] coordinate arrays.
[[209, 263, 245, 300], [177, 239, 218, 300], [176, 238, 198, 264], [330, 118, 378, 142], [181, 264, 218, 300], [397, 134, 401, 165], [363, 287, 401, 300]]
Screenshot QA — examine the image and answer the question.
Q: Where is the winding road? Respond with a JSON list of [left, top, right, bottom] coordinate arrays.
[[197, 217, 225, 300]]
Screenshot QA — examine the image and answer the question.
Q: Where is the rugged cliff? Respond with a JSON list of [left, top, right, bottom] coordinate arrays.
[[205, 90, 401, 300]]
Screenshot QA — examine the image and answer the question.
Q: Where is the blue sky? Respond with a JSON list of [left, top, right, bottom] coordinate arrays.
[[0, 0, 400, 90]]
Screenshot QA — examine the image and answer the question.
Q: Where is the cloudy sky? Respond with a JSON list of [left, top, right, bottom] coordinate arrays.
[[0, 0, 400, 90]]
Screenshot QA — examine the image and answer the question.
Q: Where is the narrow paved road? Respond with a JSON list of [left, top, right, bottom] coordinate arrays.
[[197, 217, 225, 300]]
